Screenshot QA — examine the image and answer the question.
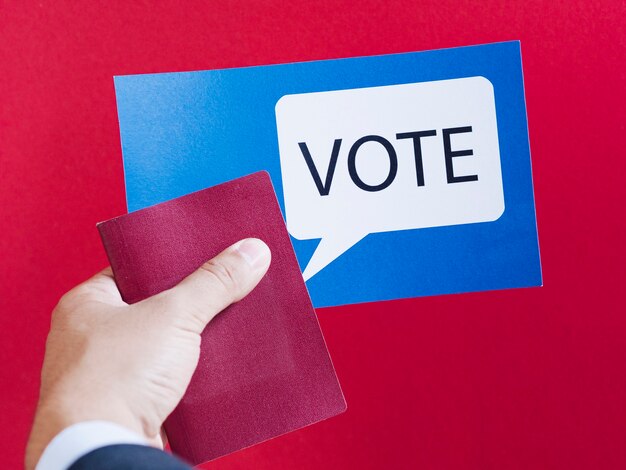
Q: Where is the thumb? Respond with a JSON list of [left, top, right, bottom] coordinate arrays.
[[156, 238, 271, 332]]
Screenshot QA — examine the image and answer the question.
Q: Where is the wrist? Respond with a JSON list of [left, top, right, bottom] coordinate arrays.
[[26, 384, 144, 470]]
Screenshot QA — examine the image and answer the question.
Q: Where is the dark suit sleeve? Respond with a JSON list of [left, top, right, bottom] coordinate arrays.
[[68, 444, 191, 470]]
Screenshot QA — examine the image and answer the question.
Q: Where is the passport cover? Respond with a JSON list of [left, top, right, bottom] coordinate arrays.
[[97, 171, 346, 464]]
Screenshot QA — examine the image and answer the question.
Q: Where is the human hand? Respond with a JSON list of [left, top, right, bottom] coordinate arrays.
[[25, 238, 271, 470]]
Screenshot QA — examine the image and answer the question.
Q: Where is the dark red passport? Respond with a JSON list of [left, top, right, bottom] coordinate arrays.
[[97, 171, 346, 465]]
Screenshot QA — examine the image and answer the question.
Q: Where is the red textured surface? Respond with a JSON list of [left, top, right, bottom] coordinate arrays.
[[1, 1, 624, 469], [98, 172, 345, 464]]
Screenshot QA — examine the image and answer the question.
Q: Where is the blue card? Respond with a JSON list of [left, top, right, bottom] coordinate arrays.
[[114, 41, 542, 308]]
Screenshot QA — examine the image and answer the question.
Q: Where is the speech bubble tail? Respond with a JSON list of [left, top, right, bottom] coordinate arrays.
[[302, 232, 367, 282]]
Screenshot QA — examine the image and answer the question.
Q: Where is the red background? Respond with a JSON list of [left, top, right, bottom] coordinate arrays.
[[1, 1, 624, 468]]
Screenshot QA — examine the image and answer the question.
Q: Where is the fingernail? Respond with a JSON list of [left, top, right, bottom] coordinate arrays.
[[234, 238, 271, 269]]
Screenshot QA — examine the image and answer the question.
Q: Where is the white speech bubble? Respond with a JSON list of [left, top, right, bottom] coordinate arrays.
[[275, 77, 504, 281]]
